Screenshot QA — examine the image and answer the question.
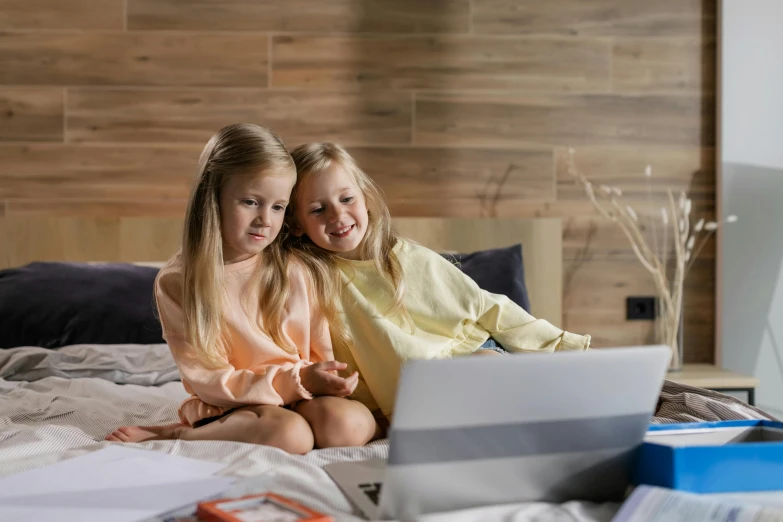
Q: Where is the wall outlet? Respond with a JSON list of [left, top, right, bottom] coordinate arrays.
[[626, 296, 656, 320]]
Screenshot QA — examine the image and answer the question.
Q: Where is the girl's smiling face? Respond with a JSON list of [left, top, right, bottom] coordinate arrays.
[[293, 163, 369, 260]]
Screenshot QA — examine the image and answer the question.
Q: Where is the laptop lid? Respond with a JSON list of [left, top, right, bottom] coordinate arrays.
[[378, 346, 671, 519]]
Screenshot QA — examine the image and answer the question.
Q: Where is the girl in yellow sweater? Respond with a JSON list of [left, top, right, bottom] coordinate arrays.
[[285, 142, 591, 421], [106, 125, 379, 452]]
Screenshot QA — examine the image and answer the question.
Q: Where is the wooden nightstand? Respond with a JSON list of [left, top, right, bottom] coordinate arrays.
[[667, 364, 760, 405]]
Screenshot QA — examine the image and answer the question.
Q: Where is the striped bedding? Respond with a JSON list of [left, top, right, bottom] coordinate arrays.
[[0, 344, 775, 522]]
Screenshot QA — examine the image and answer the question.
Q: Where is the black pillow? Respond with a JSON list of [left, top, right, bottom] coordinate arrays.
[[0, 262, 163, 349], [441, 244, 531, 312]]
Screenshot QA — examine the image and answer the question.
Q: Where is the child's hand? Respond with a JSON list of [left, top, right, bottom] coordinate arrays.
[[300, 361, 359, 397]]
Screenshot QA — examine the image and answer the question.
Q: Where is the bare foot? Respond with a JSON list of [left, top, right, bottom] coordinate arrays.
[[105, 423, 186, 443]]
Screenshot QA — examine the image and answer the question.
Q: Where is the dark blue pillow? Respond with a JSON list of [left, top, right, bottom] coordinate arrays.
[[0, 262, 163, 349], [441, 244, 531, 312]]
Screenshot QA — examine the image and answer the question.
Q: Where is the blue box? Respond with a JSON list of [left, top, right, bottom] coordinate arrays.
[[632, 420, 783, 494]]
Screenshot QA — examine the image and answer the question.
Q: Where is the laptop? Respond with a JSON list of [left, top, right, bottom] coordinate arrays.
[[324, 345, 671, 520]]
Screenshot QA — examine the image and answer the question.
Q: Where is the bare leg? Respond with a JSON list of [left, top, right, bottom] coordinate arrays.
[[105, 405, 315, 454], [295, 397, 382, 449]]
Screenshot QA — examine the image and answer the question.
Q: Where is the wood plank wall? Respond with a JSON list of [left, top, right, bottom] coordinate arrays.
[[0, 0, 717, 362]]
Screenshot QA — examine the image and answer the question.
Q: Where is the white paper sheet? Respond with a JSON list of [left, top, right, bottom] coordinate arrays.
[[0, 446, 234, 522], [613, 486, 783, 522]]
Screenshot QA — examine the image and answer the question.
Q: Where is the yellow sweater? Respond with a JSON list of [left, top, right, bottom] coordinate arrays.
[[337, 240, 591, 418]]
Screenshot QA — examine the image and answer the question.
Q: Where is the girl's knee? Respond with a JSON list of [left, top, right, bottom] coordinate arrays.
[[337, 410, 377, 447], [240, 406, 314, 454], [298, 398, 376, 448], [271, 410, 314, 454]]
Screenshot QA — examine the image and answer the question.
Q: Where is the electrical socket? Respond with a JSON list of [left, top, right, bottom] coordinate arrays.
[[626, 296, 656, 320]]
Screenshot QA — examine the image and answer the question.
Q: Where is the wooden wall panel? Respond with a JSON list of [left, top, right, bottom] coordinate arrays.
[[564, 308, 715, 362], [0, 33, 268, 86], [564, 257, 714, 311], [560, 214, 716, 262], [4, 217, 122, 266], [0, 0, 124, 30], [0, 216, 185, 267], [272, 35, 611, 91], [0, 1, 717, 362], [558, 147, 714, 219], [128, 0, 471, 33], [563, 257, 714, 361], [555, 146, 715, 202], [349, 146, 554, 215], [67, 89, 412, 146], [6, 200, 188, 217], [0, 215, 6, 269], [0, 144, 199, 199], [612, 38, 716, 94], [472, 0, 715, 37], [118, 218, 184, 261], [415, 93, 713, 148], [0, 88, 63, 142]]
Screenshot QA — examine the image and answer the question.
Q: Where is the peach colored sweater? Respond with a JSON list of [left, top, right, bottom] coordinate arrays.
[[155, 254, 333, 426]]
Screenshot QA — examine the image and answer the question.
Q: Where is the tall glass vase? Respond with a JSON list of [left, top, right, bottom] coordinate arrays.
[[668, 301, 685, 372], [670, 310, 684, 372], [658, 296, 684, 372]]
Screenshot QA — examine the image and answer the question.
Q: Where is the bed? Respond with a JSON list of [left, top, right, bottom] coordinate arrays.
[[0, 216, 775, 521]]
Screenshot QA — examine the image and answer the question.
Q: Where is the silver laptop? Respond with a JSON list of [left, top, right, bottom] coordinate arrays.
[[324, 346, 671, 520]]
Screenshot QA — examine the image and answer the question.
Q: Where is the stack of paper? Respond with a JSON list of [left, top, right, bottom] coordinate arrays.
[[0, 446, 235, 522], [613, 486, 783, 522]]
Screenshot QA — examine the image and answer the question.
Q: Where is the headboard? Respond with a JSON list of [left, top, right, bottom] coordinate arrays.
[[0, 216, 562, 325], [393, 218, 561, 326]]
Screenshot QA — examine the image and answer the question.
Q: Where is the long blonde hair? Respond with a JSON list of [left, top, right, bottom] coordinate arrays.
[[179, 123, 296, 368], [285, 143, 410, 344]]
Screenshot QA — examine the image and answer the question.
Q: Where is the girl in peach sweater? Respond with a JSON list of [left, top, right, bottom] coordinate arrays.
[[105, 124, 380, 453]]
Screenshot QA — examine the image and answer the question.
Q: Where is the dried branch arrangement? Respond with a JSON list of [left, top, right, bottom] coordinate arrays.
[[567, 149, 736, 369]]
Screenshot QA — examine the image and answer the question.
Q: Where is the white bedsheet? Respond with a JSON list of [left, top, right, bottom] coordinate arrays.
[[0, 344, 620, 521], [0, 377, 617, 522], [2, 342, 778, 521]]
